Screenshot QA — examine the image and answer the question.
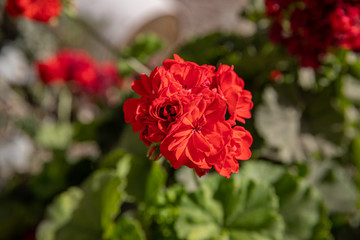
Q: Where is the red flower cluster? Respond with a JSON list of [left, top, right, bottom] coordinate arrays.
[[5, 0, 62, 23], [124, 55, 253, 178], [266, 0, 360, 68], [36, 49, 121, 95]]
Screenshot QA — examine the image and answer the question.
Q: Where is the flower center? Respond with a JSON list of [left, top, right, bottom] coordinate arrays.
[[192, 115, 206, 133], [159, 105, 178, 121]]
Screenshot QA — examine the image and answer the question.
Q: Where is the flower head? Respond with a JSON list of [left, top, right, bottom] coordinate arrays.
[[124, 54, 253, 178], [5, 0, 62, 23], [266, 0, 360, 68], [330, 2, 360, 50], [36, 49, 122, 96]]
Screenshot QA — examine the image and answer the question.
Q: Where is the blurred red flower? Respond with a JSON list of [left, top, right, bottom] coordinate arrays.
[[266, 0, 360, 68], [36, 49, 122, 96], [269, 70, 283, 82], [330, 2, 360, 50], [5, 0, 62, 23]]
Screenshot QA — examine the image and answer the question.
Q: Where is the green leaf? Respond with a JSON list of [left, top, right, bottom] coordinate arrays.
[[118, 61, 133, 77], [135, 161, 167, 236], [109, 218, 146, 240], [29, 154, 70, 200], [241, 161, 285, 184], [118, 124, 148, 158], [54, 170, 123, 240], [349, 58, 360, 80], [119, 33, 165, 76], [146, 184, 185, 240], [99, 149, 138, 183], [307, 160, 358, 214], [300, 85, 344, 147], [100, 149, 166, 204], [144, 161, 167, 204], [311, 204, 333, 240], [0, 198, 42, 240], [122, 33, 164, 63], [343, 75, 360, 103], [73, 121, 99, 142], [175, 186, 223, 240], [255, 85, 344, 163], [275, 174, 325, 240], [36, 122, 73, 150], [120, 154, 155, 203], [175, 174, 284, 240], [36, 187, 83, 240], [100, 149, 129, 170], [243, 161, 332, 240], [352, 136, 360, 169]]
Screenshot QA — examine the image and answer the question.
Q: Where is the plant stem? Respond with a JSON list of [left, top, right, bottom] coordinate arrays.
[[58, 87, 72, 122]]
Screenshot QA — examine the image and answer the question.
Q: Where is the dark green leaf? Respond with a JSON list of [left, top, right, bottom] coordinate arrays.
[[54, 170, 123, 240], [146, 184, 185, 240], [243, 161, 332, 240], [36, 187, 83, 240], [144, 161, 167, 204], [175, 174, 284, 240]]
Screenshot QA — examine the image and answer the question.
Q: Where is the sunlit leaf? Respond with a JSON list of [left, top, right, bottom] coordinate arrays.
[[109, 218, 146, 240]]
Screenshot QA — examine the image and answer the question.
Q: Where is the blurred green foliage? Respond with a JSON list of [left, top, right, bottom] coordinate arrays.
[[34, 153, 335, 240]]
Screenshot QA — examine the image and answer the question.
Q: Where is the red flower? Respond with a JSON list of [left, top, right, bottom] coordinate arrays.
[[5, 0, 62, 23], [265, 0, 360, 68], [265, 0, 294, 17], [163, 55, 216, 90], [210, 126, 253, 178], [36, 49, 121, 96], [160, 93, 232, 171], [5, 0, 23, 17], [71, 60, 98, 94], [214, 64, 253, 124], [36, 56, 66, 84], [330, 3, 360, 50], [269, 21, 284, 44], [124, 93, 189, 146], [131, 68, 174, 98], [269, 70, 283, 82], [149, 94, 186, 134], [36, 50, 95, 85], [124, 54, 253, 178], [94, 62, 122, 94]]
